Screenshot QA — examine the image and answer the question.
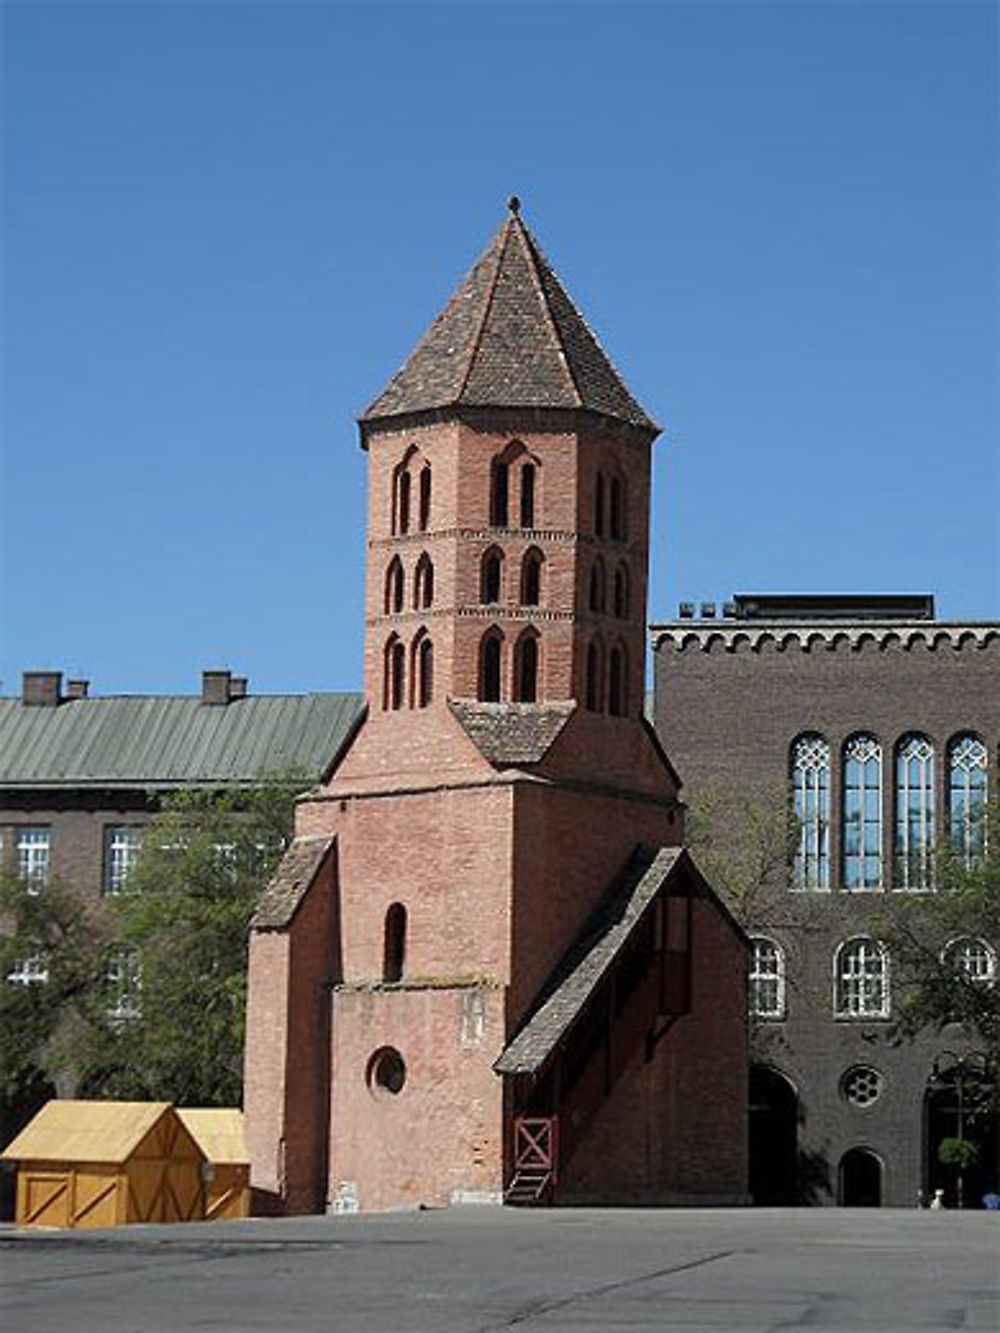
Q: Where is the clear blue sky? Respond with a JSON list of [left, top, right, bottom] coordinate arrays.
[[2, 1, 996, 696]]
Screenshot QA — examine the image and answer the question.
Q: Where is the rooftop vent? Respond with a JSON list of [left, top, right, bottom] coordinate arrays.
[[678, 602, 695, 619], [22, 671, 62, 707], [700, 602, 716, 619], [65, 679, 90, 699]]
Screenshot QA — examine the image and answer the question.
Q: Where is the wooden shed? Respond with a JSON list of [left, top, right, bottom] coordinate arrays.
[[0, 1101, 206, 1229], [177, 1108, 251, 1220]]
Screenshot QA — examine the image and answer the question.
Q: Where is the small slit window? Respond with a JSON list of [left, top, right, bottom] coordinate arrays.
[[608, 644, 627, 716], [585, 639, 603, 712], [414, 553, 433, 610], [514, 632, 539, 703], [480, 632, 503, 702], [383, 903, 407, 983], [418, 465, 431, 531], [385, 557, 404, 615], [613, 564, 629, 618], [491, 460, 509, 527], [520, 549, 542, 607], [609, 476, 625, 540], [520, 463, 536, 529], [481, 548, 503, 604], [384, 635, 405, 711], [414, 634, 433, 708]]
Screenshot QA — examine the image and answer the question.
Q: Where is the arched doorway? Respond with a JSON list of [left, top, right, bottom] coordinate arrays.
[[749, 1065, 798, 1204], [839, 1147, 882, 1206]]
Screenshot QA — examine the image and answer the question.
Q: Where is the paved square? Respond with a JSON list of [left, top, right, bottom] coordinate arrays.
[[2, 1207, 997, 1332]]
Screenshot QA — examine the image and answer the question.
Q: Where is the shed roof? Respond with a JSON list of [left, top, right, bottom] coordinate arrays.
[[0, 693, 364, 789], [252, 835, 335, 928], [362, 205, 658, 434], [176, 1109, 249, 1166], [0, 1100, 175, 1164]]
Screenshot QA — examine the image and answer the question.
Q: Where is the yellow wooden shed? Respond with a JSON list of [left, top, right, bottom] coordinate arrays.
[[0, 1100, 206, 1229], [176, 1108, 251, 1220]]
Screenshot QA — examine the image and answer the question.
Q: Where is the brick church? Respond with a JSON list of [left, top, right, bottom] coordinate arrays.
[[243, 202, 748, 1212]]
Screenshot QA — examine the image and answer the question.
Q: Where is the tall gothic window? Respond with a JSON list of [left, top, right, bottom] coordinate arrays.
[[397, 469, 411, 535], [491, 460, 509, 527], [749, 937, 785, 1018], [843, 734, 882, 890], [834, 938, 889, 1018], [481, 548, 503, 604], [895, 734, 935, 890], [520, 548, 542, 607], [383, 903, 407, 983], [520, 463, 536, 529], [948, 734, 988, 865], [513, 631, 539, 703], [792, 734, 830, 890], [384, 635, 405, 711], [413, 633, 433, 708], [414, 553, 434, 610], [418, 465, 431, 531], [385, 557, 404, 615], [608, 643, 627, 717], [479, 632, 503, 702]]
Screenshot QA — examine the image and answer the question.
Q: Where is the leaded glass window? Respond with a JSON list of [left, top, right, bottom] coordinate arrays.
[[104, 826, 143, 895], [749, 937, 785, 1018], [17, 827, 51, 894], [944, 937, 996, 985], [948, 734, 988, 865], [792, 734, 830, 890], [835, 938, 889, 1018], [895, 734, 935, 890], [843, 736, 882, 890]]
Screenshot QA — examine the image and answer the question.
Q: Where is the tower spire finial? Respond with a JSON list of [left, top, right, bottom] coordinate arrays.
[[507, 194, 521, 217]]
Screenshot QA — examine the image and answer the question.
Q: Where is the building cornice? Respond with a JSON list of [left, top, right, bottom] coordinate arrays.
[[650, 621, 1000, 654]]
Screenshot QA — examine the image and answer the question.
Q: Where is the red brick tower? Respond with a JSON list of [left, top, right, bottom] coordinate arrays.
[[244, 202, 748, 1213]]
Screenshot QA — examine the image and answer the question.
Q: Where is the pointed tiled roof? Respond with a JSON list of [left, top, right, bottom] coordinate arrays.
[[362, 204, 658, 433]]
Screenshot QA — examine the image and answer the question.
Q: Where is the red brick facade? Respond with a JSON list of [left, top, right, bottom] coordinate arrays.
[[243, 208, 748, 1212]]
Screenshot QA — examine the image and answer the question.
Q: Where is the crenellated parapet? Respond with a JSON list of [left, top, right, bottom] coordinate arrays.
[[651, 621, 1000, 655]]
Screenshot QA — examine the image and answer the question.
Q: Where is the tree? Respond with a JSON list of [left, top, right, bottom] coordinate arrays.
[[876, 801, 1000, 1066], [87, 779, 299, 1106]]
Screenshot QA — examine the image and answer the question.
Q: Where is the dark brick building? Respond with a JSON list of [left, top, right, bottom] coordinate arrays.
[[243, 203, 749, 1213], [653, 594, 999, 1207]]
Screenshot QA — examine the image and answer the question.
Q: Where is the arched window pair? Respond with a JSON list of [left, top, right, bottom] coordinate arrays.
[[392, 449, 431, 535], [584, 638, 628, 716], [594, 470, 626, 540], [479, 629, 540, 703], [490, 445, 539, 529], [383, 631, 433, 710], [384, 554, 434, 615], [480, 547, 543, 607], [834, 938, 889, 1018], [589, 559, 630, 617]]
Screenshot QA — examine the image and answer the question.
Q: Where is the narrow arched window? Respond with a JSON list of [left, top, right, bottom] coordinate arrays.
[[480, 548, 503, 604], [843, 734, 882, 891], [383, 903, 407, 983], [479, 632, 503, 702], [397, 470, 411, 535], [491, 460, 509, 527], [520, 549, 542, 606], [613, 563, 629, 618], [585, 639, 603, 712], [418, 465, 431, 531], [608, 643, 626, 716], [895, 734, 934, 890], [384, 557, 404, 615], [413, 634, 433, 708], [384, 635, 405, 711], [609, 476, 624, 540], [835, 938, 889, 1018], [514, 632, 539, 703], [589, 558, 606, 613], [414, 553, 434, 610], [595, 473, 605, 536], [948, 734, 988, 865], [943, 937, 997, 985], [749, 938, 785, 1018], [792, 734, 830, 890], [520, 463, 536, 529]]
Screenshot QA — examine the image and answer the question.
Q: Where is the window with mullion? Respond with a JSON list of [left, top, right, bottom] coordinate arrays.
[[948, 734, 988, 866], [792, 734, 830, 890], [843, 736, 882, 890], [895, 734, 935, 890]]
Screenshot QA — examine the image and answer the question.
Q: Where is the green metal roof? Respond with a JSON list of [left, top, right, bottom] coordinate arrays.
[[0, 693, 365, 789]]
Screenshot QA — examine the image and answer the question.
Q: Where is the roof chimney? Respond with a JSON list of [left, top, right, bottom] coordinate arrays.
[[22, 671, 62, 707], [66, 679, 90, 699], [201, 670, 232, 706]]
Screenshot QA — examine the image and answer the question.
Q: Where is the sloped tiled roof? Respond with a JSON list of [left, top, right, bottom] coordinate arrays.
[[362, 206, 657, 433], [0, 693, 364, 789], [449, 700, 574, 766], [495, 846, 685, 1076], [252, 835, 335, 928]]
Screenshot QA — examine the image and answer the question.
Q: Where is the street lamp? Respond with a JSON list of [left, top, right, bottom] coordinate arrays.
[[930, 1051, 991, 1209]]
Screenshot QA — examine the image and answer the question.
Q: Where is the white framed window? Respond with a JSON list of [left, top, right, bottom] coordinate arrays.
[[749, 937, 785, 1018], [948, 734, 988, 865], [104, 826, 143, 895], [895, 734, 935, 890], [943, 937, 996, 985], [7, 955, 49, 986], [792, 734, 830, 889], [843, 736, 882, 890], [835, 938, 889, 1018], [106, 948, 142, 1021], [17, 827, 51, 893]]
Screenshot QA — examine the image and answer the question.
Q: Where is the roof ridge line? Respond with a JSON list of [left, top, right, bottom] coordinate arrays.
[[515, 217, 585, 409], [455, 220, 511, 404]]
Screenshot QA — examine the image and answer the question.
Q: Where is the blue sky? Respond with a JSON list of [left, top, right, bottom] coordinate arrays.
[[2, 1, 996, 696]]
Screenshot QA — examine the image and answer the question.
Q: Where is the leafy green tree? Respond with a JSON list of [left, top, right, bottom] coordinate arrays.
[[88, 780, 299, 1106]]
